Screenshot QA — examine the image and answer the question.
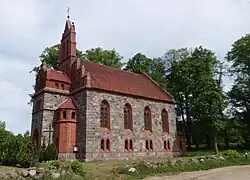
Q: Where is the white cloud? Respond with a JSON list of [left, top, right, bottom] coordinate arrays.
[[0, 0, 250, 133]]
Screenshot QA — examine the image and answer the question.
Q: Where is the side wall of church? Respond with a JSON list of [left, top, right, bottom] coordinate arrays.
[[31, 92, 68, 146], [83, 89, 178, 162]]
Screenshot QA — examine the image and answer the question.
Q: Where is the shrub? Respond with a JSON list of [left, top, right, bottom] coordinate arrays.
[[70, 161, 86, 177], [17, 140, 38, 168], [48, 160, 60, 169], [38, 143, 58, 162], [218, 150, 241, 159]]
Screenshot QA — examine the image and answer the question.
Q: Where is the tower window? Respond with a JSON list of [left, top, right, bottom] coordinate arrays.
[[71, 112, 75, 119], [63, 111, 67, 119], [55, 83, 59, 89], [61, 84, 64, 90]]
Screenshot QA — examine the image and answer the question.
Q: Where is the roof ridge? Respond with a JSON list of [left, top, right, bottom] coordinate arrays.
[[81, 60, 142, 76]]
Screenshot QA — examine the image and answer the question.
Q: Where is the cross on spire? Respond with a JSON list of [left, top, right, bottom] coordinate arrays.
[[67, 7, 70, 20]]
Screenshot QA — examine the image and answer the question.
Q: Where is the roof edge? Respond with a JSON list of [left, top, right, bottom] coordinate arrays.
[[141, 73, 175, 103]]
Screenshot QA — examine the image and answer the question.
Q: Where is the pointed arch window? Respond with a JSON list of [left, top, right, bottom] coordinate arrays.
[[101, 139, 105, 150], [125, 139, 129, 151], [100, 100, 110, 129], [162, 109, 169, 133], [144, 106, 152, 131], [124, 103, 133, 131]]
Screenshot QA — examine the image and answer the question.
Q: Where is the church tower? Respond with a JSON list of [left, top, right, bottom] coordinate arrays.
[[58, 17, 77, 79]]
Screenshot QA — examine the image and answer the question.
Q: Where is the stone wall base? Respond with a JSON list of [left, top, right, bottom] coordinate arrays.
[[82, 151, 182, 162], [58, 153, 77, 161]]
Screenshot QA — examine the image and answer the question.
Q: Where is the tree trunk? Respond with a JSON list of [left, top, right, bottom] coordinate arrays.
[[213, 136, 219, 154], [184, 94, 192, 150]]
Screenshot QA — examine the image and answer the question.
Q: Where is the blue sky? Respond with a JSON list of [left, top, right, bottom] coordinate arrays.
[[1, 0, 250, 134]]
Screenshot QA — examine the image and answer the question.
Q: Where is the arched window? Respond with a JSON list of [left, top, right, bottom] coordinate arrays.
[[130, 139, 133, 151], [71, 112, 75, 119], [164, 140, 167, 150], [150, 140, 153, 151], [162, 109, 169, 133], [168, 140, 171, 150], [124, 103, 133, 131], [146, 140, 149, 150], [100, 100, 110, 129], [144, 106, 152, 131], [63, 111, 67, 119], [101, 139, 105, 150], [125, 139, 129, 151], [106, 139, 110, 151]]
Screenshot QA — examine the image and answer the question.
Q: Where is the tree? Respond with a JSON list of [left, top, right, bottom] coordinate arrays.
[[125, 53, 167, 89], [166, 47, 226, 152], [84, 47, 124, 68], [164, 48, 194, 149], [226, 34, 250, 147], [0, 121, 5, 129]]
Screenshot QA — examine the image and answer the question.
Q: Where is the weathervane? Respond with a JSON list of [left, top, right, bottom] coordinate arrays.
[[67, 7, 70, 20]]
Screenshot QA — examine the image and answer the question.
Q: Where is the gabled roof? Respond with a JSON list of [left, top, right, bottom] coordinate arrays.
[[47, 69, 71, 83], [58, 98, 78, 110], [82, 61, 173, 103]]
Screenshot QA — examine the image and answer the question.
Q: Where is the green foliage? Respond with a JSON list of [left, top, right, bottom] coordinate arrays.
[[48, 160, 60, 169], [84, 47, 124, 68], [0, 121, 5, 129], [116, 155, 250, 179], [226, 34, 250, 147], [70, 161, 86, 177], [0, 128, 38, 168], [17, 140, 38, 168], [125, 53, 167, 89], [38, 143, 57, 162], [218, 150, 241, 159]]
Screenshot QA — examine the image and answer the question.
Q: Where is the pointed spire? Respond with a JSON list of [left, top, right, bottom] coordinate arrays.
[[67, 7, 70, 20]]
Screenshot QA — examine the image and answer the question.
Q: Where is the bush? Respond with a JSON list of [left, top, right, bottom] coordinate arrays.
[[17, 140, 38, 168], [218, 150, 241, 159], [38, 143, 58, 162], [70, 161, 86, 177], [48, 160, 60, 169]]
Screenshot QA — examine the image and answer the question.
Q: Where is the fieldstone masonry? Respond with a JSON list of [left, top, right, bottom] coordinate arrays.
[[82, 90, 178, 161], [31, 18, 186, 162]]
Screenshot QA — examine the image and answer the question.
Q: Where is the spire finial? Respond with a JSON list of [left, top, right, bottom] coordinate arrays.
[[67, 7, 70, 20]]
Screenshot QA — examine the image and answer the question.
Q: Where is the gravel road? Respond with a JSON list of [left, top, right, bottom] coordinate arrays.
[[144, 165, 250, 180]]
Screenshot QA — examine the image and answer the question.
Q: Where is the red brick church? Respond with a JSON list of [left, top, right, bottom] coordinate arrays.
[[31, 17, 186, 161]]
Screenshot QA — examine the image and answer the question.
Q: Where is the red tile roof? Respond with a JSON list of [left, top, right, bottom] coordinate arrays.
[[47, 69, 71, 83], [58, 98, 78, 110], [82, 61, 173, 103]]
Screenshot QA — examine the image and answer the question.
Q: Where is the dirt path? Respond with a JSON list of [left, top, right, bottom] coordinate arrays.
[[144, 165, 250, 180]]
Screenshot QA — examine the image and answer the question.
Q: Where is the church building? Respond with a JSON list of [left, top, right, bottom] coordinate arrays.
[[31, 17, 186, 162]]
